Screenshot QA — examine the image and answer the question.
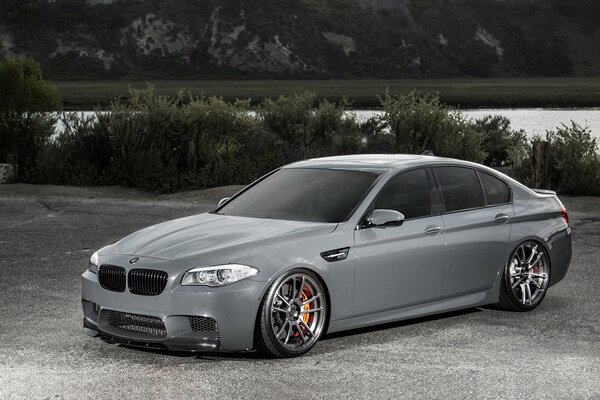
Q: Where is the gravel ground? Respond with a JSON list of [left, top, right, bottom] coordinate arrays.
[[0, 184, 598, 399]]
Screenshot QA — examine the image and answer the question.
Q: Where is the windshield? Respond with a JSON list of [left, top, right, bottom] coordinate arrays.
[[218, 168, 379, 223]]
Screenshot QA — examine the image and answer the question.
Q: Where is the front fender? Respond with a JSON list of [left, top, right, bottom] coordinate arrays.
[[243, 229, 356, 321]]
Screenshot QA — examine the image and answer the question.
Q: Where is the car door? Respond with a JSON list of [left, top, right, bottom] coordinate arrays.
[[434, 166, 513, 297], [354, 168, 445, 315]]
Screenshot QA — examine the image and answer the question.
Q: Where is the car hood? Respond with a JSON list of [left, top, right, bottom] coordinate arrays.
[[106, 212, 337, 261]]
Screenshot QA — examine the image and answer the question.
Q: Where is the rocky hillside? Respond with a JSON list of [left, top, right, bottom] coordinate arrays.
[[1, 0, 599, 79]]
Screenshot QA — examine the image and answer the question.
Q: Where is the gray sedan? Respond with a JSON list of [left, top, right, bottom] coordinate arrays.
[[81, 154, 572, 357]]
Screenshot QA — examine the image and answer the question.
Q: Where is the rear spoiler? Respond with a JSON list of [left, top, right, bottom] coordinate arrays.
[[530, 188, 557, 196]]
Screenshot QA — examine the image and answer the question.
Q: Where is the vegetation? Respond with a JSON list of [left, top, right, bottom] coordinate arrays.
[[0, 57, 61, 180], [21, 86, 600, 195], [545, 123, 600, 196], [378, 92, 484, 163], [55, 78, 600, 111], [473, 115, 529, 168], [2, 58, 598, 195]]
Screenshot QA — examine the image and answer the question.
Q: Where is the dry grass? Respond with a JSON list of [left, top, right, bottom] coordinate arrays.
[[55, 77, 600, 110]]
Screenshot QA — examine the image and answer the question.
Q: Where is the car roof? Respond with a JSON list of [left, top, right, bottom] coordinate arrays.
[[285, 154, 459, 172], [284, 154, 536, 200]]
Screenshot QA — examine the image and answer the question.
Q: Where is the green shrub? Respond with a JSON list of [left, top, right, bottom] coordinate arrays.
[[0, 57, 61, 179], [360, 114, 394, 153], [546, 122, 600, 196], [258, 92, 316, 161], [35, 112, 112, 185], [258, 92, 362, 161], [309, 99, 363, 156], [104, 86, 186, 191], [184, 96, 260, 187], [376, 92, 486, 163], [9, 76, 598, 197], [473, 115, 529, 167]]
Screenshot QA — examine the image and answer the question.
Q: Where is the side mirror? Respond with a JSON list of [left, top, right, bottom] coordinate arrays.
[[367, 209, 405, 227], [217, 197, 230, 208]]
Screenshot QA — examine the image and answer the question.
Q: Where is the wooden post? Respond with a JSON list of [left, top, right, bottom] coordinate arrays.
[[531, 141, 548, 189], [186, 138, 196, 172]]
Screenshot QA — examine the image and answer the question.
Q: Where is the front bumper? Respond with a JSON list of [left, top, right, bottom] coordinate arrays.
[[81, 266, 266, 352]]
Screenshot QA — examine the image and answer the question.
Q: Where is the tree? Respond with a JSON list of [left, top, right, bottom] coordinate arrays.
[[546, 122, 600, 196], [473, 115, 528, 167], [0, 57, 61, 179], [377, 91, 485, 163]]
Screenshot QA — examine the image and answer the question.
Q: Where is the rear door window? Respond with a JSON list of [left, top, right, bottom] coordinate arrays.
[[478, 171, 511, 205], [435, 167, 485, 212], [373, 168, 432, 219]]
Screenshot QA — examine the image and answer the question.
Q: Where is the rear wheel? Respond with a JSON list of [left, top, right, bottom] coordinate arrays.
[[255, 270, 327, 358], [497, 241, 550, 311]]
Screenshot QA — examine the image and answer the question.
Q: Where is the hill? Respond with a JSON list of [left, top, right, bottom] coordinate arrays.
[[1, 0, 599, 79]]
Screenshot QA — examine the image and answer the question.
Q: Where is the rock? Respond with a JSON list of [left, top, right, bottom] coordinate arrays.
[[475, 27, 504, 58], [322, 32, 356, 56], [0, 164, 14, 184]]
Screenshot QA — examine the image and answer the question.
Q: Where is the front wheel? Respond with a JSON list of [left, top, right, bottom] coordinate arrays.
[[255, 269, 327, 357], [497, 241, 550, 311]]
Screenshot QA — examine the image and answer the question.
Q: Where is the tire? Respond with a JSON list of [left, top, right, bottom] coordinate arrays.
[[255, 269, 327, 358], [497, 240, 551, 311]]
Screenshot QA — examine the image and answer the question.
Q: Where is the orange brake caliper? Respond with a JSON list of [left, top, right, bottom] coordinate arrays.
[[293, 288, 311, 337], [301, 290, 311, 324]]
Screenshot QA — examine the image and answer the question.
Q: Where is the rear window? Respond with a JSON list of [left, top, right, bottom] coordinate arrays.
[[435, 167, 485, 212], [479, 171, 510, 205]]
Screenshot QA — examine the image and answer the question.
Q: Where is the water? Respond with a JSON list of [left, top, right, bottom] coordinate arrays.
[[351, 108, 600, 140], [58, 109, 600, 140]]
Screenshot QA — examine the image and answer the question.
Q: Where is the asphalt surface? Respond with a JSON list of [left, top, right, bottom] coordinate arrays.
[[0, 184, 599, 399]]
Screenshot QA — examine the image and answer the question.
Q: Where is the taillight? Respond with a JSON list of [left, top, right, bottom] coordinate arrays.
[[561, 206, 569, 225]]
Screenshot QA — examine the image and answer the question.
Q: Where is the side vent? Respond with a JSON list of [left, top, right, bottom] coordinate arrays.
[[321, 247, 350, 262]]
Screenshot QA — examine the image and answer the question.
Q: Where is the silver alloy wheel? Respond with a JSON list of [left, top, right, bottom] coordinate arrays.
[[509, 241, 549, 306], [269, 273, 326, 351]]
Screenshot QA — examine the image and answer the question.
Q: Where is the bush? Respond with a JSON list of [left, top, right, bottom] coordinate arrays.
[[545, 122, 600, 196], [35, 112, 112, 185], [359, 114, 393, 153], [183, 96, 261, 188], [32, 89, 366, 192], [471, 115, 531, 181], [87, 86, 263, 192], [0, 57, 61, 180], [258, 92, 362, 160], [10, 78, 599, 197], [473, 115, 529, 167], [104, 86, 188, 191], [375, 92, 486, 163]]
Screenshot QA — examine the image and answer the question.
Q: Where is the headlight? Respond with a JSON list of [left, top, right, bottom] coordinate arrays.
[[181, 264, 258, 287], [88, 251, 99, 274]]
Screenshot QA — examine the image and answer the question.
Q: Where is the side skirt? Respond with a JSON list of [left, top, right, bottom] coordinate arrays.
[[327, 287, 499, 334]]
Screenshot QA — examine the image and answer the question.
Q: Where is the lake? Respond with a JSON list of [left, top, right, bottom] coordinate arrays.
[[60, 108, 600, 140], [352, 108, 600, 140]]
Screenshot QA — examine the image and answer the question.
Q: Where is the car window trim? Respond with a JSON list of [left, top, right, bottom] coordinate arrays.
[[475, 169, 513, 206], [357, 166, 436, 229], [342, 170, 386, 223], [431, 165, 513, 216], [212, 167, 281, 214], [215, 167, 384, 223]]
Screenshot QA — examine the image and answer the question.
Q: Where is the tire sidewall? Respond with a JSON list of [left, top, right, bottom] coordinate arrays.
[[503, 241, 551, 311], [260, 268, 327, 357]]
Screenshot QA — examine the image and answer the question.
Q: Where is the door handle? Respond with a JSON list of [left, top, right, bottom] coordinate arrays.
[[424, 226, 443, 235], [494, 214, 510, 224]]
